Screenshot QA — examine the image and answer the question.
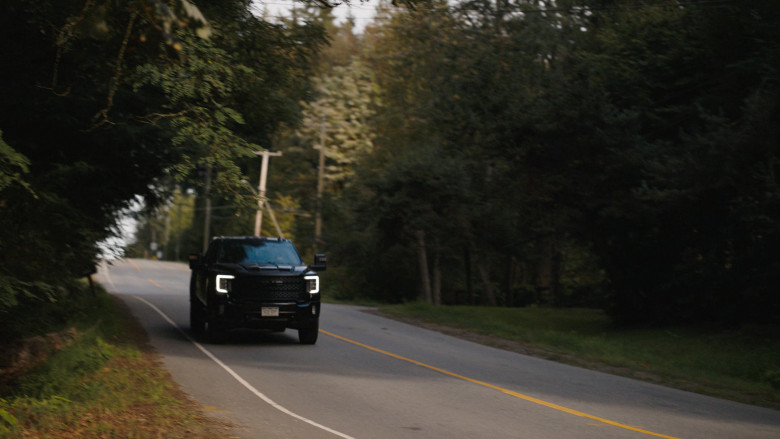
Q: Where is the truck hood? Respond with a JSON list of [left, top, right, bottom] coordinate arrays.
[[214, 262, 310, 275]]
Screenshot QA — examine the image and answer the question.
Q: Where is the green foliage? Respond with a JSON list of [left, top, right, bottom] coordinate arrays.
[[0, 401, 18, 433], [0, 280, 103, 344], [768, 369, 780, 392], [0, 284, 222, 437], [0, 0, 328, 317], [2, 0, 778, 330], [0, 132, 32, 196], [0, 277, 57, 316], [127, 5, 331, 255], [16, 337, 117, 400], [298, 60, 377, 188], [565, 1, 780, 325], [133, 30, 261, 205], [317, 0, 780, 327], [332, 0, 601, 306]]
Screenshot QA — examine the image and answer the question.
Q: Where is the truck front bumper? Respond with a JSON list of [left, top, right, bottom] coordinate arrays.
[[212, 300, 320, 330]]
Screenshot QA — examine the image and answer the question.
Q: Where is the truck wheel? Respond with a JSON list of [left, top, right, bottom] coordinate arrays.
[[204, 302, 225, 344], [190, 300, 205, 335], [205, 319, 225, 344], [298, 322, 319, 345], [190, 276, 205, 335]]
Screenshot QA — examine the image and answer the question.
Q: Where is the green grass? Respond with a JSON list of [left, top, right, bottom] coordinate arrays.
[[379, 302, 780, 409], [0, 284, 229, 438]]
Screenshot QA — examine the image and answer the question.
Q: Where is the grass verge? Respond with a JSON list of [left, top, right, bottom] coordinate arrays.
[[0, 283, 233, 438], [378, 302, 780, 409]]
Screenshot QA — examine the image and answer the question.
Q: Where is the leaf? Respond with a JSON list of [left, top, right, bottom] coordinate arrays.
[[0, 407, 18, 428]]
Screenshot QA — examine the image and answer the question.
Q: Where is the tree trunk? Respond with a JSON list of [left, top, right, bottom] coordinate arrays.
[[474, 248, 497, 306], [415, 230, 433, 304], [464, 245, 473, 305], [551, 243, 562, 305], [504, 255, 514, 307], [433, 240, 441, 306], [537, 234, 562, 306]]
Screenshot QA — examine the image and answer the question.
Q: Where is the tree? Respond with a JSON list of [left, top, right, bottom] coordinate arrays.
[[532, 0, 780, 324], [297, 59, 377, 191], [0, 0, 326, 318], [332, 0, 779, 325], [357, 0, 587, 306]]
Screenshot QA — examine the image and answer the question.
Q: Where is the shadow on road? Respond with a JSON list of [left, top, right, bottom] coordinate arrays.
[[152, 322, 302, 347]]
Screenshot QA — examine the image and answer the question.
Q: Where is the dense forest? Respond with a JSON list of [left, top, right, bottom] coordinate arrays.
[[1, 0, 778, 333]]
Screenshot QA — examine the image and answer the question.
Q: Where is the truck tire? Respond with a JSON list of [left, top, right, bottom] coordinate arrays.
[[204, 318, 225, 344], [190, 300, 205, 335], [298, 322, 319, 345]]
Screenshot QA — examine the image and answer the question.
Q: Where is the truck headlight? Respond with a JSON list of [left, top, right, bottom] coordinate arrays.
[[215, 274, 234, 294], [305, 275, 319, 295]]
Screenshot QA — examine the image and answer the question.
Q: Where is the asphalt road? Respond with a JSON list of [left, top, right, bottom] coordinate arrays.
[[96, 258, 780, 439]]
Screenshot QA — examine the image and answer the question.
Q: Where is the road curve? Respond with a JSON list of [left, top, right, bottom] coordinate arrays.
[[96, 258, 780, 439]]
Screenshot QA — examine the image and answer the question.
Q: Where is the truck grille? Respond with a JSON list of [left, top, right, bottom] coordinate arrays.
[[233, 276, 307, 302]]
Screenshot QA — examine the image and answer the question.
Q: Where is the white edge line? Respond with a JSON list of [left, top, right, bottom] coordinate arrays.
[[99, 260, 118, 293], [130, 294, 357, 439]]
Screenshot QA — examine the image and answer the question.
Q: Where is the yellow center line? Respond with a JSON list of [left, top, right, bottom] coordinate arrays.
[[128, 259, 142, 272], [321, 329, 681, 439], [146, 278, 173, 292]]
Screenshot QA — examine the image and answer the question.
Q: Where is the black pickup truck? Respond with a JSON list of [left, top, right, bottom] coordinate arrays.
[[189, 236, 326, 344]]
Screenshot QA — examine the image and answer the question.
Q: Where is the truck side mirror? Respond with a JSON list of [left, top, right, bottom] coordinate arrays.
[[311, 253, 327, 271], [188, 253, 203, 269]]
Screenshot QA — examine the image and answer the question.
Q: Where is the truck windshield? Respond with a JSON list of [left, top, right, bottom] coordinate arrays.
[[218, 240, 303, 265]]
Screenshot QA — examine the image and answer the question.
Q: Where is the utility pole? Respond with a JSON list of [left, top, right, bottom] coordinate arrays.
[[265, 201, 285, 239], [314, 119, 326, 252], [254, 150, 282, 237]]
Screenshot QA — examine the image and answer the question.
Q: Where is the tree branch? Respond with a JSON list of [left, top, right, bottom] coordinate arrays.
[[50, 0, 95, 94], [91, 11, 138, 130], [136, 110, 190, 125]]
